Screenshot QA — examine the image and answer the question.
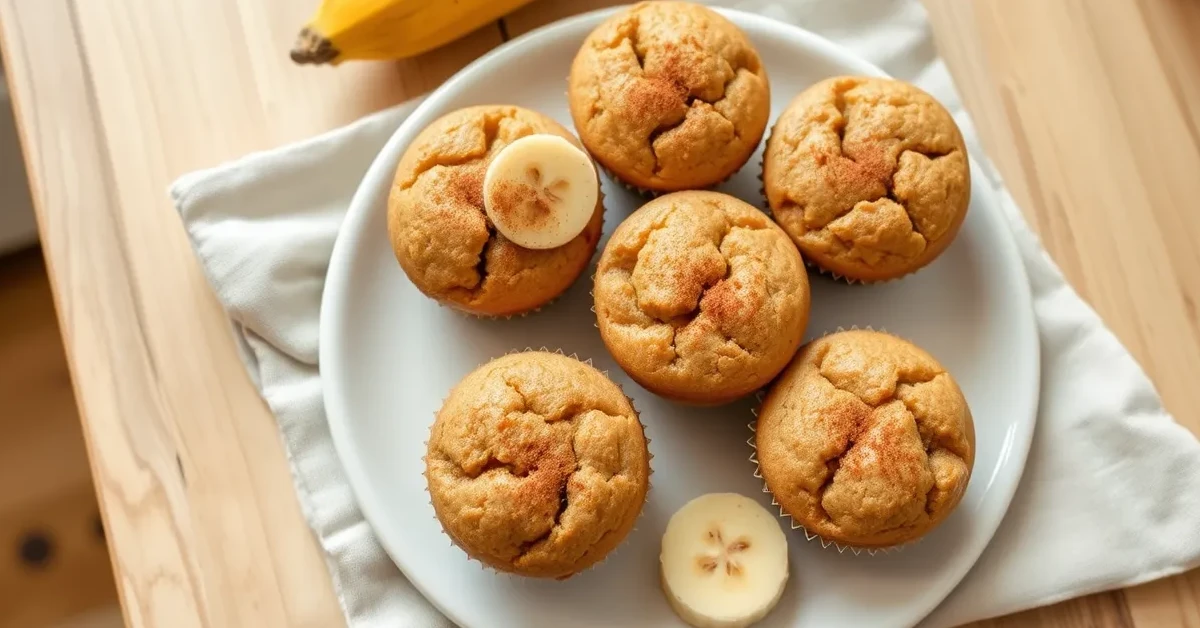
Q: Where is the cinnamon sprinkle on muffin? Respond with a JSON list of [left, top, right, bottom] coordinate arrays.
[[568, 1, 770, 193], [754, 329, 975, 548], [763, 77, 970, 282], [594, 191, 810, 405], [425, 351, 650, 578]]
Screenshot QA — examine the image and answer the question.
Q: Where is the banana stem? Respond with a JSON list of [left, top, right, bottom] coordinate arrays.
[[291, 27, 340, 65]]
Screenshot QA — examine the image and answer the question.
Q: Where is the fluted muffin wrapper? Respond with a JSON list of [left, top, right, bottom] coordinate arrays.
[[589, 272, 599, 330], [599, 163, 660, 199], [424, 347, 653, 577], [799, 254, 917, 286], [747, 325, 912, 556], [440, 296, 559, 321], [756, 125, 774, 219], [598, 162, 745, 201]]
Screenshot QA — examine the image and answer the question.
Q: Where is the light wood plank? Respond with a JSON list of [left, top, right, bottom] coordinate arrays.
[[0, 0, 502, 623], [926, 1, 1200, 627], [0, 1, 218, 624]]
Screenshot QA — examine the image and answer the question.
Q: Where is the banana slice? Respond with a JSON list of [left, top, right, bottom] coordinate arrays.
[[483, 134, 598, 250], [660, 493, 789, 628]]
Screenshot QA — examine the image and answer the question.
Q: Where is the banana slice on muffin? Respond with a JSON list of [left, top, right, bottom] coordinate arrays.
[[387, 105, 604, 317], [483, 134, 599, 250]]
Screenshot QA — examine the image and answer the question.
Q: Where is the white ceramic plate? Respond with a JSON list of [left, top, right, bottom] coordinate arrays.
[[321, 8, 1040, 627]]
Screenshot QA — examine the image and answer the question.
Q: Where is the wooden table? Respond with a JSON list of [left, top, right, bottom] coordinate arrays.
[[1, 0, 1197, 626]]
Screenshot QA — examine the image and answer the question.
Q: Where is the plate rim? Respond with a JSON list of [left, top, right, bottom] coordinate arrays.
[[320, 6, 1042, 627]]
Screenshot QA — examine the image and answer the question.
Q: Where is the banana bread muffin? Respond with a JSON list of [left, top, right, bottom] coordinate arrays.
[[568, 1, 770, 193], [754, 329, 975, 548], [388, 105, 604, 316], [425, 351, 650, 578], [594, 191, 810, 405], [763, 77, 970, 282]]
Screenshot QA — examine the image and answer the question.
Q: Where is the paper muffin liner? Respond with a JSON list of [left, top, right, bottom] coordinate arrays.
[[804, 257, 925, 286], [599, 163, 660, 199], [424, 347, 652, 577], [757, 160, 770, 217], [747, 325, 913, 556], [598, 161, 744, 200], [439, 296, 559, 321], [805, 260, 873, 286], [588, 266, 602, 330], [758, 122, 776, 215]]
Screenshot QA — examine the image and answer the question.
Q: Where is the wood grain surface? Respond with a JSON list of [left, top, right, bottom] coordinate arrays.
[[0, 0, 1197, 626]]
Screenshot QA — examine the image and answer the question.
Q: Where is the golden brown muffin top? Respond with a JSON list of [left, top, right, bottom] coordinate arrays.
[[755, 330, 974, 547], [387, 105, 603, 316], [595, 191, 810, 404], [764, 77, 970, 282], [568, 1, 770, 192], [425, 351, 650, 578]]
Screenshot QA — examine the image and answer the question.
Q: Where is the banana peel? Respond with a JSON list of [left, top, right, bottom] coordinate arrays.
[[291, 0, 535, 65]]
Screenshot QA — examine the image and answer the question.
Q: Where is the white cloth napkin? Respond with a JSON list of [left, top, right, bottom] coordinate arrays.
[[169, 1, 1200, 626]]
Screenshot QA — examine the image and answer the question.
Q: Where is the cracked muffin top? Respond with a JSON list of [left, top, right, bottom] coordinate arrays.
[[387, 105, 604, 316], [425, 351, 650, 578], [754, 330, 974, 548], [763, 77, 970, 282], [568, 1, 770, 192], [594, 191, 810, 405]]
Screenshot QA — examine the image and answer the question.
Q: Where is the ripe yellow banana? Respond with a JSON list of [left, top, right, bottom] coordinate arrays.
[[291, 0, 534, 65]]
